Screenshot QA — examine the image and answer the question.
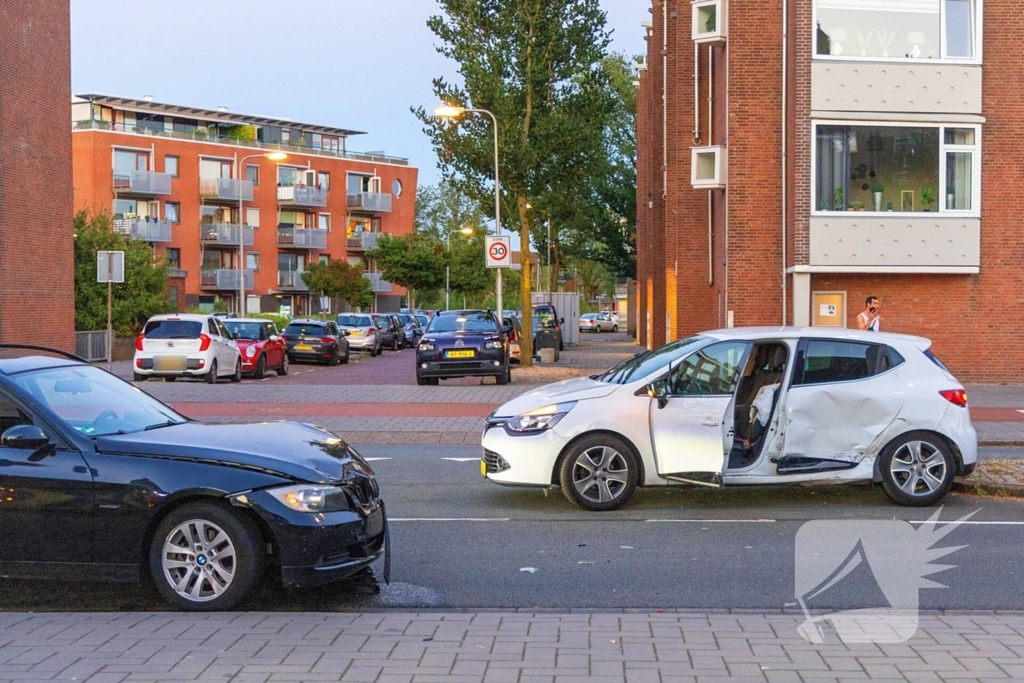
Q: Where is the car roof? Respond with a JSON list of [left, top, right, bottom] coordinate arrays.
[[225, 318, 276, 324], [286, 319, 327, 325], [0, 355, 88, 376], [700, 326, 931, 349], [147, 313, 210, 322], [438, 309, 489, 316]]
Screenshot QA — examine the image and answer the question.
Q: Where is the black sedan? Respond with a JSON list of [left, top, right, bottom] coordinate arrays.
[[0, 345, 387, 611], [415, 310, 510, 386], [282, 319, 350, 365]]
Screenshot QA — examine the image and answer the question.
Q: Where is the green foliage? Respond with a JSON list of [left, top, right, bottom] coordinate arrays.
[[301, 259, 372, 308], [366, 233, 446, 309], [254, 313, 292, 332], [74, 211, 174, 336], [921, 187, 935, 208], [415, 182, 485, 241], [571, 258, 617, 305], [221, 124, 256, 142], [447, 231, 493, 306], [354, 276, 375, 310]]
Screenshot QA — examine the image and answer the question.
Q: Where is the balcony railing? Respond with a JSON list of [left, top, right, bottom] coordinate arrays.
[[346, 192, 393, 213], [168, 267, 188, 279], [363, 272, 392, 293], [200, 223, 255, 246], [346, 232, 380, 252], [278, 226, 328, 249], [112, 217, 173, 242], [277, 185, 328, 208], [277, 270, 309, 291], [112, 170, 172, 195], [199, 177, 254, 202], [200, 269, 253, 290]]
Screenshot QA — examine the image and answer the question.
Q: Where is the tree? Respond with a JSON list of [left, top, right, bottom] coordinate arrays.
[[415, 0, 613, 366], [414, 182, 486, 241], [448, 231, 494, 307], [365, 233, 446, 310], [301, 259, 374, 311], [74, 211, 173, 337]]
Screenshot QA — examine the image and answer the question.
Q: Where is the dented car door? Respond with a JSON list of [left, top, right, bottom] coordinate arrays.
[[780, 339, 905, 466]]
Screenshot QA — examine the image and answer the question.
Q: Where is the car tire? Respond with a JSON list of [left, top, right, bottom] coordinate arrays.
[[370, 344, 378, 358], [277, 355, 289, 376], [495, 365, 509, 385], [164, 376, 177, 383], [149, 501, 264, 612], [327, 349, 338, 366], [253, 355, 266, 380], [205, 361, 218, 384], [341, 347, 350, 364], [133, 372, 145, 382], [559, 338, 564, 352], [878, 431, 956, 507], [417, 375, 427, 386], [612, 325, 618, 333], [230, 360, 242, 383], [559, 434, 639, 512]]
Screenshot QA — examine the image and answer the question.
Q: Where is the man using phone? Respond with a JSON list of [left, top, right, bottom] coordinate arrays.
[[857, 296, 882, 331]]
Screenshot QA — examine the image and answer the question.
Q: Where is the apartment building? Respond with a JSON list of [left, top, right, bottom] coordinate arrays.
[[635, 0, 1023, 381], [0, 2, 75, 349], [72, 94, 418, 316]]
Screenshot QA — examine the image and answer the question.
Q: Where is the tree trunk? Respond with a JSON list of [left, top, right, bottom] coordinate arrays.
[[517, 194, 533, 367], [550, 236, 561, 293], [409, 289, 416, 311]]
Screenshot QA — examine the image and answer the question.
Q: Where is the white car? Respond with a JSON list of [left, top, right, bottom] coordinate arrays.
[[134, 314, 242, 383], [482, 327, 977, 510]]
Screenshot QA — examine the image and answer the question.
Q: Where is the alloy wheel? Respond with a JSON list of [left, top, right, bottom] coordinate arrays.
[[572, 446, 630, 504], [890, 440, 948, 497], [160, 519, 237, 603]]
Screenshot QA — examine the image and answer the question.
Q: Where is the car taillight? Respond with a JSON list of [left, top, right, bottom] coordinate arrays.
[[367, 329, 375, 336], [198, 333, 212, 352], [321, 337, 334, 343], [136, 335, 144, 351], [940, 389, 968, 407]]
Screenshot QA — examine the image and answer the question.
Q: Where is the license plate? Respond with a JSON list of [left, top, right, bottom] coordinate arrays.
[[445, 349, 475, 359], [295, 344, 314, 351], [154, 356, 186, 371]]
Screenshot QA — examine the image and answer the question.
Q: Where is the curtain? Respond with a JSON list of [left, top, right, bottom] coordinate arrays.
[[947, 152, 971, 210]]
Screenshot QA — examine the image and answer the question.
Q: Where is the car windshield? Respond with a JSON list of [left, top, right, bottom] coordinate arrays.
[[285, 323, 325, 336], [10, 365, 187, 437], [338, 315, 372, 327], [415, 315, 429, 326], [223, 321, 263, 340], [143, 320, 202, 339], [398, 314, 417, 325], [427, 313, 499, 334], [594, 336, 709, 385], [581, 314, 597, 320]]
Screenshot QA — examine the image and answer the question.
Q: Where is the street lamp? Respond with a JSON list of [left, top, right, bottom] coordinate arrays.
[[235, 151, 287, 315], [446, 226, 475, 311], [434, 104, 503, 318]]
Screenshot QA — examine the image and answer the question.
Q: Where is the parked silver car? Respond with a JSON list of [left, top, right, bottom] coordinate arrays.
[[336, 313, 382, 356]]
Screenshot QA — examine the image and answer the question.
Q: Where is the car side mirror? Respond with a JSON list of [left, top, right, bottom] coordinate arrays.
[[648, 379, 669, 409], [559, 318, 565, 325], [2, 425, 52, 450]]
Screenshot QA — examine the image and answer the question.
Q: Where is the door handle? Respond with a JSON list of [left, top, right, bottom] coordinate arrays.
[[701, 419, 720, 427]]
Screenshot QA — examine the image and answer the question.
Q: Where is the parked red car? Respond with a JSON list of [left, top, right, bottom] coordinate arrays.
[[223, 318, 288, 378]]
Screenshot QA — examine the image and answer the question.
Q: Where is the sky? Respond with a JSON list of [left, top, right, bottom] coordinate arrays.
[[70, 0, 647, 190]]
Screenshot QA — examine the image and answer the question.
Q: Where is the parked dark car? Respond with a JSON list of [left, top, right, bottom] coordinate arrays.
[[0, 345, 387, 611], [371, 314, 404, 351], [517, 303, 564, 351], [416, 310, 510, 385], [282, 319, 350, 365], [397, 314, 423, 348]]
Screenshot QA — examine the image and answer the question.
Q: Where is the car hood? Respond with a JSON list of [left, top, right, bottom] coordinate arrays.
[[492, 376, 617, 417], [234, 339, 263, 350], [95, 422, 371, 484]]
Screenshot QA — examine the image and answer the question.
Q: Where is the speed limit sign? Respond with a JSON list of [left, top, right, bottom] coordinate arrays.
[[485, 235, 511, 268]]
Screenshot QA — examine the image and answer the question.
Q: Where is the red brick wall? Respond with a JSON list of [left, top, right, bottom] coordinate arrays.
[[0, 1, 75, 350], [636, 27, 653, 348]]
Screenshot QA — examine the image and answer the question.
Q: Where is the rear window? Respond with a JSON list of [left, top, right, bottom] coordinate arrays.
[[143, 320, 202, 339], [925, 350, 951, 374], [284, 323, 326, 336], [337, 315, 372, 327]]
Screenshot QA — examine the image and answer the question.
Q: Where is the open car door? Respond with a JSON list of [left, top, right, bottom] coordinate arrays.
[[648, 341, 751, 487]]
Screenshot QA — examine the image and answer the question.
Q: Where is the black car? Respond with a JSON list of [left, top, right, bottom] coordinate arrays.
[[371, 314, 404, 352], [415, 310, 510, 386], [282, 319, 350, 365], [0, 345, 387, 611]]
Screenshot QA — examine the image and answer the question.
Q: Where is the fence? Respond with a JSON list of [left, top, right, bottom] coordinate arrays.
[[75, 331, 135, 363]]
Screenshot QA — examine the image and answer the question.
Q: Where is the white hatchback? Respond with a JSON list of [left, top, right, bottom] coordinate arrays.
[[482, 327, 977, 509], [134, 314, 242, 383]]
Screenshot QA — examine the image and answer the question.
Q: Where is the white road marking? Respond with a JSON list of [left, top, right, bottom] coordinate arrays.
[[1018, 409, 1024, 414], [646, 519, 777, 523], [443, 457, 481, 462], [910, 520, 1024, 526], [389, 518, 510, 522], [363, 457, 392, 462]]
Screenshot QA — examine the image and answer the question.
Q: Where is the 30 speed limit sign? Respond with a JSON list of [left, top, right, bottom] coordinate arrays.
[[485, 235, 511, 268]]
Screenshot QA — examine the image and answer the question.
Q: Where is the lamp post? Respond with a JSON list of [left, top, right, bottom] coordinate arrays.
[[235, 151, 287, 316], [434, 105, 502, 318], [446, 226, 474, 311]]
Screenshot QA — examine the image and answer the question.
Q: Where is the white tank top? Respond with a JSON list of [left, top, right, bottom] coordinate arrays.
[[859, 312, 880, 331]]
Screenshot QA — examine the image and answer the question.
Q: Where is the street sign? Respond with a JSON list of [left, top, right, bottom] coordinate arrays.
[[96, 251, 125, 283], [485, 235, 511, 269]]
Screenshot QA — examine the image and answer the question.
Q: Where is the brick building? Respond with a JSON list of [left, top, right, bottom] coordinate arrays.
[[72, 94, 418, 316], [0, 1, 75, 350], [635, 0, 1024, 382]]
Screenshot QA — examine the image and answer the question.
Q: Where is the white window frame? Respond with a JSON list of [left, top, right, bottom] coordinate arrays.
[[811, 0, 983, 65], [810, 120, 981, 218], [318, 213, 331, 232]]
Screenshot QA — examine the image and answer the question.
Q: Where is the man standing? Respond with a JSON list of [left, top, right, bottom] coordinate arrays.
[[857, 296, 881, 331]]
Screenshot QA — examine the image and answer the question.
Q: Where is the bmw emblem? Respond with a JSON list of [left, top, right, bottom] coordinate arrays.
[[197, 555, 207, 565]]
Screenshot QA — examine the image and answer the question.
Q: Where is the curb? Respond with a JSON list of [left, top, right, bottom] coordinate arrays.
[[952, 480, 1024, 498], [979, 440, 1024, 447]]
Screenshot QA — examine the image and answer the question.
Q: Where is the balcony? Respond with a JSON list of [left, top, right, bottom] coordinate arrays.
[[112, 217, 173, 242], [347, 192, 392, 213], [112, 170, 172, 196], [278, 226, 328, 249], [277, 185, 328, 208], [363, 272, 392, 293], [200, 269, 253, 290], [199, 177, 254, 202], [200, 223, 254, 246], [168, 267, 188, 279], [346, 232, 380, 252], [277, 270, 309, 291]]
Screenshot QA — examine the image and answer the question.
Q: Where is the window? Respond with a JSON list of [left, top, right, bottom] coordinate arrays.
[[318, 171, 330, 190], [278, 166, 302, 186], [813, 123, 979, 215], [347, 173, 371, 195], [319, 254, 330, 265], [144, 319, 203, 339], [199, 158, 232, 179], [392, 179, 403, 197], [793, 341, 901, 386], [667, 341, 748, 396], [814, 0, 980, 61], [165, 202, 180, 223], [318, 213, 331, 231], [246, 164, 259, 185], [246, 253, 260, 271], [165, 156, 179, 177], [246, 207, 260, 227], [0, 392, 33, 435], [166, 248, 181, 269]]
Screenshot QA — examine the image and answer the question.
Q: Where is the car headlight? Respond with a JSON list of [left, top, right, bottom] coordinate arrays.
[[419, 343, 435, 352], [245, 346, 256, 357], [268, 485, 350, 512], [505, 402, 577, 434], [484, 341, 503, 349]]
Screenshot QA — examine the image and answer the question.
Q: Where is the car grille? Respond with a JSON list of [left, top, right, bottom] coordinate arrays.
[[341, 471, 379, 511], [483, 449, 510, 474], [441, 361, 486, 370]]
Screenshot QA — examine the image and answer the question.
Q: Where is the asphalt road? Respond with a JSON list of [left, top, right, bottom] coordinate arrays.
[[3, 444, 1023, 613]]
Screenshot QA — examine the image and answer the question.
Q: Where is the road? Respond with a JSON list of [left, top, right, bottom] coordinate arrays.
[[3, 444, 1023, 613]]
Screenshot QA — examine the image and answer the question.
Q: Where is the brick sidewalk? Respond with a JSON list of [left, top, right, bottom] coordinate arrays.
[[3, 611, 1024, 682], [955, 459, 1024, 498]]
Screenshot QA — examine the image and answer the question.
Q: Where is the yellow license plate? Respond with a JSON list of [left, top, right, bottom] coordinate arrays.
[[480, 460, 487, 477], [154, 356, 186, 371], [295, 344, 314, 351], [445, 350, 475, 358]]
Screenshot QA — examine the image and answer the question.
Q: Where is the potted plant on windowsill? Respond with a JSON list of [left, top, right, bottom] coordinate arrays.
[[834, 187, 844, 211], [886, 200, 894, 212], [871, 182, 884, 212], [921, 187, 935, 212], [946, 186, 956, 210]]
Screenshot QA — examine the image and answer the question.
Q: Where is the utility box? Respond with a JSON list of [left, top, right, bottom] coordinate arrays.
[[531, 291, 580, 346]]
